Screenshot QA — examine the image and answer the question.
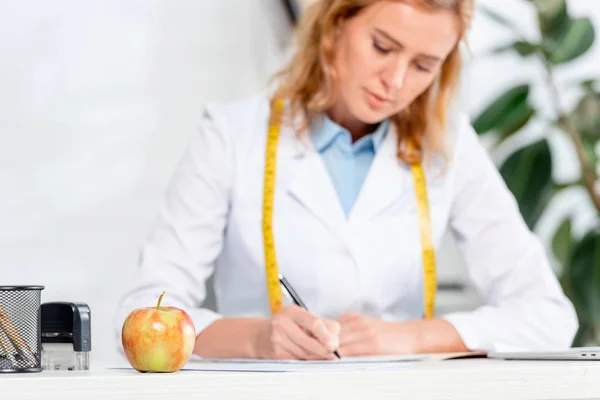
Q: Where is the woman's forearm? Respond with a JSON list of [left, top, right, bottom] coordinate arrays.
[[194, 316, 469, 358], [193, 317, 266, 358], [405, 319, 470, 354]]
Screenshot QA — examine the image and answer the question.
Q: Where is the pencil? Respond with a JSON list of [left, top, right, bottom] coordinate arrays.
[[0, 305, 38, 366], [0, 327, 17, 368]]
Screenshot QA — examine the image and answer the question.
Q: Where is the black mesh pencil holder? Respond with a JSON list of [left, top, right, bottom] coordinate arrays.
[[0, 286, 44, 373]]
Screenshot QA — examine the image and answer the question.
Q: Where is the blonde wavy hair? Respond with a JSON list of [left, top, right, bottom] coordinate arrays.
[[270, 0, 474, 166]]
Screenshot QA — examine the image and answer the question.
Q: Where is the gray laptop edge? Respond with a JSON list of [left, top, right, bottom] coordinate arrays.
[[488, 347, 600, 360]]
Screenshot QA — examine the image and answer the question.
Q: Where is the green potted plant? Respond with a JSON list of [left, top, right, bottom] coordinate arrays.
[[472, 0, 599, 346]]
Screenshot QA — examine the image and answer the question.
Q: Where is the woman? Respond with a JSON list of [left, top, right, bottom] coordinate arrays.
[[115, 0, 578, 360]]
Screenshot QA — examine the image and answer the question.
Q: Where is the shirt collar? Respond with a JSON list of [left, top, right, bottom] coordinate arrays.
[[370, 118, 390, 150], [311, 114, 390, 153]]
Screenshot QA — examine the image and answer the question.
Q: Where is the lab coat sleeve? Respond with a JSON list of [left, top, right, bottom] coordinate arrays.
[[441, 115, 578, 352], [114, 105, 232, 347]]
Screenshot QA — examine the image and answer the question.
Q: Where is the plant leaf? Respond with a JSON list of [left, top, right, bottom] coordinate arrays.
[[570, 92, 600, 141], [513, 41, 540, 56], [535, 0, 572, 48], [552, 217, 573, 264], [473, 84, 531, 135], [499, 139, 554, 229], [581, 80, 598, 93], [492, 41, 540, 57], [499, 105, 536, 141], [565, 230, 600, 321], [550, 18, 595, 64]]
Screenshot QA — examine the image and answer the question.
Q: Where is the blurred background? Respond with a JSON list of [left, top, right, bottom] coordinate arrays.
[[1, 0, 598, 366]]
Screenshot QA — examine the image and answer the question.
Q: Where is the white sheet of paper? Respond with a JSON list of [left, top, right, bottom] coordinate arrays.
[[192, 354, 426, 363], [183, 355, 419, 373]]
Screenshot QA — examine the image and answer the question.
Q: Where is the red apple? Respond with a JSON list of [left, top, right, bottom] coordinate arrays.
[[121, 291, 196, 373]]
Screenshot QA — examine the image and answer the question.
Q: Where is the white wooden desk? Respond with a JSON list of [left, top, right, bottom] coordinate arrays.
[[2, 358, 600, 400]]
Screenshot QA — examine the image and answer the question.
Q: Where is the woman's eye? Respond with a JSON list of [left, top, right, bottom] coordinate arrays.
[[415, 63, 432, 73], [373, 40, 391, 54]]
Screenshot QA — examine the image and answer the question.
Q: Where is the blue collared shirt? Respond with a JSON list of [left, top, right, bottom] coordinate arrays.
[[310, 115, 390, 217]]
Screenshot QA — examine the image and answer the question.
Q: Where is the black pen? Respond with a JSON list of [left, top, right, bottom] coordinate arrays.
[[278, 274, 341, 359]]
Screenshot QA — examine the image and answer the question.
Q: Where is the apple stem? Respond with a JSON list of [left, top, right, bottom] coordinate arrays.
[[157, 290, 166, 310]]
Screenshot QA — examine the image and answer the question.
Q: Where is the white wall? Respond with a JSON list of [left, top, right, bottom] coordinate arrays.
[[1, 0, 598, 365], [0, 0, 289, 365]]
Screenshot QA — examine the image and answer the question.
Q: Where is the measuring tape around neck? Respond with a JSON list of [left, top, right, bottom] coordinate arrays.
[[262, 98, 437, 319]]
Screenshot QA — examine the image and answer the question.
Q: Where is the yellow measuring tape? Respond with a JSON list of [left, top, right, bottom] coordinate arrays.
[[262, 98, 437, 319], [409, 150, 437, 319]]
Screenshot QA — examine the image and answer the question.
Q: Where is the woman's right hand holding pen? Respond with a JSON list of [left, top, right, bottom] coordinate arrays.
[[255, 305, 340, 360]]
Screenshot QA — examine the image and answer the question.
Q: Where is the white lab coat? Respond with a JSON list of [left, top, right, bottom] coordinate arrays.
[[114, 92, 578, 353]]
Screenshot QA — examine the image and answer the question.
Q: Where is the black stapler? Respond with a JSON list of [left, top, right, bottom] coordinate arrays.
[[40, 302, 91, 370]]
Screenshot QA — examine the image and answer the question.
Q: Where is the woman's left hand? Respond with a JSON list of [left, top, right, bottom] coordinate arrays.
[[336, 313, 417, 356]]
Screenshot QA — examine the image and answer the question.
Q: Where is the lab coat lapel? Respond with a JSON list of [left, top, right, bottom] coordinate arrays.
[[349, 125, 410, 225], [283, 126, 347, 233]]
